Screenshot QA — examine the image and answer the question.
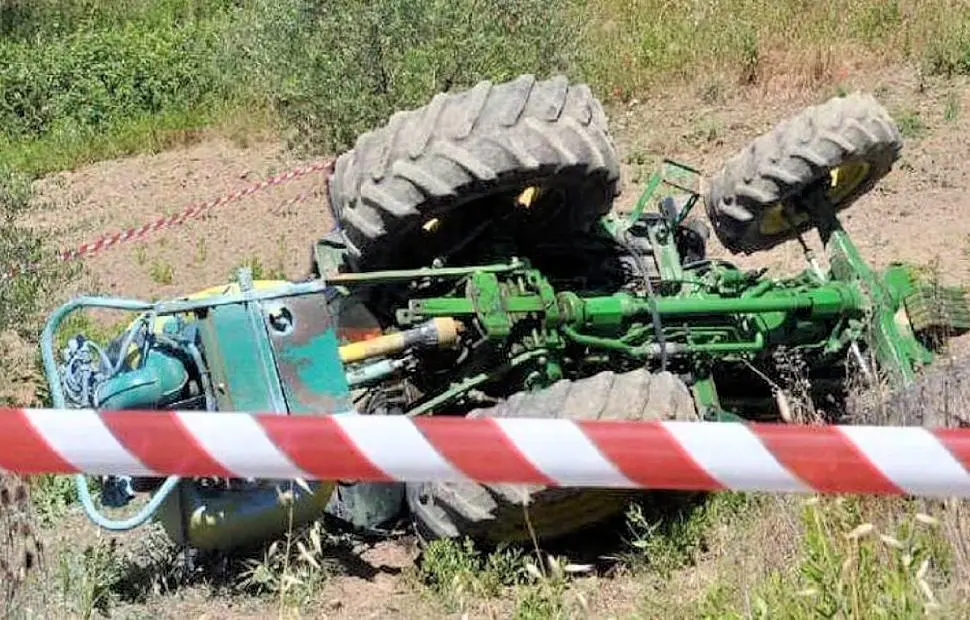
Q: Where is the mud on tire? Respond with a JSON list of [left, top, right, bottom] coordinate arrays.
[[407, 369, 698, 545], [705, 92, 902, 254], [328, 74, 621, 271]]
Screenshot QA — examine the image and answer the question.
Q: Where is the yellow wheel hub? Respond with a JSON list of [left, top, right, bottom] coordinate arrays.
[[759, 204, 809, 235], [758, 161, 872, 236], [516, 185, 540, 208], [827, 160, 871, 203]]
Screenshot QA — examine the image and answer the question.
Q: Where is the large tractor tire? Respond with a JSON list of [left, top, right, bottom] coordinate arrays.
[[705, 92, 902, 254], [321, 76, 626, 538], [328, 74, 620, 272], [407, 369, 699, 545]]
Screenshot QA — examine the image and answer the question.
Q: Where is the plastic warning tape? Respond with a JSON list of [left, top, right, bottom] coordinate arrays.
[[58, 159, 335, 262], [3, 407, 970, 498], [0, 160, 334, 283]]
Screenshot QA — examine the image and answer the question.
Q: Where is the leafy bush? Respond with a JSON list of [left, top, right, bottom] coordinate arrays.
[[922, 15, 970, 77], [0, 167, 72, 336], [5, 0, 970, 173], [0, 0, 583, 169], [235, 0, 580, 154], [0, 21, 233, 142], [0, 0, 237, 41]]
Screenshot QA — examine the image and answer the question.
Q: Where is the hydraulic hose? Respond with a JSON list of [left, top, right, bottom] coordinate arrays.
[[73, 474, 180, 531], [41, 297, 183, 532]]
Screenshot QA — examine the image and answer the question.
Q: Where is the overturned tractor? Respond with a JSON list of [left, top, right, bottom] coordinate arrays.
[[44, 75, 970, 551]]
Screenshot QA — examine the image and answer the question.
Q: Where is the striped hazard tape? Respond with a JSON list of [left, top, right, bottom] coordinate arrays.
[[2, 407, 970, 498], [58, 159, 335, 262], [0, 159, 335, 283]]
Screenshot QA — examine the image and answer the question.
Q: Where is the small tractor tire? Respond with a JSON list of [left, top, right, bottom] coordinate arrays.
[[328, 74, 621, 271], [704, 92, 902, 254], [406, 369, 698, 545]]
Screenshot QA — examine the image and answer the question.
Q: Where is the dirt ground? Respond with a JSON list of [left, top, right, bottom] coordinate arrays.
[[17, 65, 970, 618], [28, 138, 330, 302]]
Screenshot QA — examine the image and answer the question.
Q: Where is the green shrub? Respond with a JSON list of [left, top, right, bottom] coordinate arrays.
[[0, 166, 73, 337], [0, 21, 233, 142], [234, 0, 580, 154], [0, 0, 583, 170], [4, 0, 970, 175], [0, 0, 237, 41], [922, 17, 970, 77]]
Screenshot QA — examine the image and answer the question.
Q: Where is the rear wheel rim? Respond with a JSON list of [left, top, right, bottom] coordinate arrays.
[[827, 160, 872, 203], [755, 160, 875, 236]]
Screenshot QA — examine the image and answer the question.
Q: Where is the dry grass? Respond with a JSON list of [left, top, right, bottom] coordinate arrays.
[[0, 475, 44, 618], [577, 0, 970, 101]]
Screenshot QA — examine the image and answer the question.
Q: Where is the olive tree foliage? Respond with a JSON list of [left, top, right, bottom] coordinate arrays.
[[233, 0, 583, 154]]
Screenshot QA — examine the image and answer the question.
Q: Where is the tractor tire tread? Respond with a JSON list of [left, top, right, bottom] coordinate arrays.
[[328, 74, 620, 270], [853, 357, 970, 428], [407, 369, 697, 544], [704, 92, 902, 254]]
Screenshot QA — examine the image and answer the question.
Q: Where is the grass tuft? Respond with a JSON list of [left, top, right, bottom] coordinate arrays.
[[895, 109, 928, 140], [747, 497, 958, 618]]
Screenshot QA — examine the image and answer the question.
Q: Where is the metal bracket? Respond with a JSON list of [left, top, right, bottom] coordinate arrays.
[[626, 158, 704, 231]]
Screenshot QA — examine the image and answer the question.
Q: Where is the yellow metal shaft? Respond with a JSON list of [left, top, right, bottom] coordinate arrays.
[[340, 332, 407, 363], [338, 318, 459, 363]]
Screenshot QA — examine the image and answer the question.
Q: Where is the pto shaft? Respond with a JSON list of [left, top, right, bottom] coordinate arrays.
[[339, 318, 460, 363]]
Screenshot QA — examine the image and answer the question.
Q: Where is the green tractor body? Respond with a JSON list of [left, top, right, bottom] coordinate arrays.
[[41, 76, 970, 550]]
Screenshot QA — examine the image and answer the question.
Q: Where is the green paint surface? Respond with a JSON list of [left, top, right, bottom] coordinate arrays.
[[199, 303, 287, 413], [277, 327, 352, 414]]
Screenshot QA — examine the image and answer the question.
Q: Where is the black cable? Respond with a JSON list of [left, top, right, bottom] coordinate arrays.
[[681, 258, 740, 272]]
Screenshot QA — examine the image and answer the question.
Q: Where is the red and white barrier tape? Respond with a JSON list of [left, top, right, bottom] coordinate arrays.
[[2, 407, 970, 498], [1, 159, 334, 282], [58, 159, 334, 262]]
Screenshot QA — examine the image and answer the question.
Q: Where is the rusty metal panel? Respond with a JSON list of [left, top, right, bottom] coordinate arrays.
[[262, 292, 353, 415]]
